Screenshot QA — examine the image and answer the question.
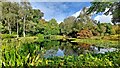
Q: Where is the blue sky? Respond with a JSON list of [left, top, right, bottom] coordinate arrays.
[[30, 2, 112, 23], [31, 2, 90, 23]]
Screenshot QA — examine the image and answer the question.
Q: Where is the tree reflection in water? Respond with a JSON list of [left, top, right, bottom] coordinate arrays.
[[20, 40, 117, 58], [43, 40, 117, 58]]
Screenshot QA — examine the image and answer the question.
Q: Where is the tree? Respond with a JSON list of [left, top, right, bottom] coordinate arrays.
[[2, 2, 20, 36], [20, 2, 32, 37], [59, 7, 96, 37], [2, 2, 12, 35], [32, 9, 44, 23], [1, 2, 45, 37], [12, 2, 20, 38], [72, 18, 84, 32], [36, 19, 47, 34], [73, 7, 96, 37], [59, 16, 76, 35], [77, 7, 95, 30], [87, 2, 120, 25], [105, 23, 112, 35], [48, 19, 60, 35], [96, 23, 115, 36]]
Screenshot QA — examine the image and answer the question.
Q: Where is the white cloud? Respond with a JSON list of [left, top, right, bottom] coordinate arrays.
[[71, 7, 113, 24], [71, 6, 90, 18], [31, 2, 91, 23], [31, 2, 83, 23], [94, 14, 112, 23], [31, 2, 70, 23], [92, 8, 113, 24], [94, 8, 113, 23], [103, 8, 112, 15], [71, 10, 81, 17]]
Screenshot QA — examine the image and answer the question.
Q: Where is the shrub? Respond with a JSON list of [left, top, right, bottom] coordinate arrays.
[[77, 29, 93, 39], [0, 34, 17, 39], [36, 34, 44, 42]]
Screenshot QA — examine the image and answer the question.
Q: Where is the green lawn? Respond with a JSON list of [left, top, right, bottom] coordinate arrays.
[[71, 38, 119, 48]]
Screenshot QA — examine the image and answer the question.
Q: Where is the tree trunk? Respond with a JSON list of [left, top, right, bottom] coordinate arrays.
[[8, 18, 11, 35], [17, 19, 19, 38], [10, 24, 11, 35], [23, 16, 25, 37], [7, 20, 9, 34]]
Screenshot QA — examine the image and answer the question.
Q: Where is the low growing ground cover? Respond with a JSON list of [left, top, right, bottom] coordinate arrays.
[[1, 36, 120, 67]]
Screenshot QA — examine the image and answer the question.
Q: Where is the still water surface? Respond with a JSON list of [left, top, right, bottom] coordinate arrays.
[[39, 40, 117, 58], [20, 40, 117, 58]]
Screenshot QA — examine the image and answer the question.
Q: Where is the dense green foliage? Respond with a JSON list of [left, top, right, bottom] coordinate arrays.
[[1, 38, 120, 67], [2, 42, 120, 67], [87, 2, 120, 25], [1, 2, 120, 67], [59, 7, 119, 38], [1, 2, 120, 37], [1, 2, 60, 37]]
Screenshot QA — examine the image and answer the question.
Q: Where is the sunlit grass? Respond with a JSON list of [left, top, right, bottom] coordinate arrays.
[[71, 38, 119, 48]]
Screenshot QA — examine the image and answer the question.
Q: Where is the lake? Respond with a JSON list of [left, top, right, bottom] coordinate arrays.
[[21, 40, 117, 58]]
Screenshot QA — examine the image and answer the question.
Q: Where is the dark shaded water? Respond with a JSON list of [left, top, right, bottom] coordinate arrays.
[[40, 40, 117, 58], [20, 40, 117, 58]]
